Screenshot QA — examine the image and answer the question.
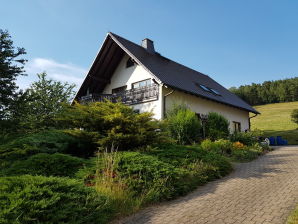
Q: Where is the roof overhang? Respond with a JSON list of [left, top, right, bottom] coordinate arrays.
[[74, 33, 162, 101], [74, 34, 125, 100], [165, 84, 260, 114]]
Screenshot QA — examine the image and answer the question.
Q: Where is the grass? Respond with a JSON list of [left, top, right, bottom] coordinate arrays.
[[287, 205, 298, 224], [250, 101, 298, 145]]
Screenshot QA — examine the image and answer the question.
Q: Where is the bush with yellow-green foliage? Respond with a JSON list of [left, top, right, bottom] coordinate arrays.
[[200, 138, 265, 162], [205, 112, 230, 140], [166, 104, 202, 145], [56, 101, 169, 150]]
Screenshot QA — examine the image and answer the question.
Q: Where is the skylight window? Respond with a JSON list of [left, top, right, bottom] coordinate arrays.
[[195, 82, 221, 96], [210, 88, 221, 96], [199, 84, 211, 92]]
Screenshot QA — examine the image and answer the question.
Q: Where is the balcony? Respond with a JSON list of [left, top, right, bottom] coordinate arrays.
[[79, 84, 159, 105]]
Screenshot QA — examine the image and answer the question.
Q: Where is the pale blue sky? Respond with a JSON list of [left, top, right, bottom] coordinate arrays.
[[2, 0, 298, 90]]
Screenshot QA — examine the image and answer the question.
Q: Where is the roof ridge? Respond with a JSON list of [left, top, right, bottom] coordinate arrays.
[[109, 32, 210, 79], [106, 32, 258, 114]]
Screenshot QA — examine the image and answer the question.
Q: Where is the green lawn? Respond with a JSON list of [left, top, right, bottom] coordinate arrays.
[[250, 101, 298, 145], [287, 205, 298, 224]]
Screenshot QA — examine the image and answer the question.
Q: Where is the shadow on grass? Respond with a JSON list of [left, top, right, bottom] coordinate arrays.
[[262, 129, 298, 145]]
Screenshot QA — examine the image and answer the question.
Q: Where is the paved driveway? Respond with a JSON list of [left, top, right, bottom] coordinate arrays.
[[116, 146, 298, 224]]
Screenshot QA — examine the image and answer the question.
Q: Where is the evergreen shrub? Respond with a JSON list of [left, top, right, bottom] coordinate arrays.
[[1, 153, 87, 177], [166, 104, 202, 144], [205, 112, 230, 140], [0, 175, 113, 224], [56, 101, 164, 150]]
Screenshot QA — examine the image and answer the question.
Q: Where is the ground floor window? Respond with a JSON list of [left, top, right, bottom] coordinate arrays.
[[233, 121, 241, 132], [133, 109, 140, 114]]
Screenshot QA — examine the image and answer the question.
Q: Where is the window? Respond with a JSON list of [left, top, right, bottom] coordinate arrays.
[[195, 113, 201, 121], [210, 88, 221, 96], [194, 82, 221, 96], [126, 58, 135, 68], [199, 84, 211, 92], [233, 121, 241, 132], [112, 85, 127, 94], [132, 79, 151, 89]]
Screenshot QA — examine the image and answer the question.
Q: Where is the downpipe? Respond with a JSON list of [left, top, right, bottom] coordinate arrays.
[[248, 113, 258, 130]]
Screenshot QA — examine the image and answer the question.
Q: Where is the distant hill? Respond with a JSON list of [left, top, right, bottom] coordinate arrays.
[[230, 77, 298, 106], [250, 101, 298, 145]]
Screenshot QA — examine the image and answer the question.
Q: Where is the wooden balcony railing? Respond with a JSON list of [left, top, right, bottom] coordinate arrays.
[[79, 84, 159, 105]]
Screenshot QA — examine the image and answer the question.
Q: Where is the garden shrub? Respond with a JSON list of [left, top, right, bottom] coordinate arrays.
[[214, 139, 233, 155], [0, 130, 73, 162], [166, 104, 202, 144], [231, 148, 259, 162], [88, 144, 233, 204], [0, 175, 113, 224], [200, 151, 233, 177], [116, 151, 187, 201], [205, 112, 230, 140], [0, 144, 40, 170], [2, 130, 76, 153], [232, 141, 245, 149], [1, 153, 87, 177], [56, 101, 164, 150], [229, 130, 262, 146], [200, 139, 233, 155], [200, 139, 220, 153], [0, 130, 96, 165], [150, 144, 232, 177], [251, 143, 265, 153], [200, 138, 262, 162], [229, 141, 263, 162]]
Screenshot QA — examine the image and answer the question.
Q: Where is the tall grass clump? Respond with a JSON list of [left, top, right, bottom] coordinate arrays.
[[94, 146, 141, 215]]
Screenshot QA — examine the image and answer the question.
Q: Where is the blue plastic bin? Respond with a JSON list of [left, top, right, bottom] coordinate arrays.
[[269, 136, 276, 145]]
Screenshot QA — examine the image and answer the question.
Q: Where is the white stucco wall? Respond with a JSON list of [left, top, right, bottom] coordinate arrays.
[[102, 54, 162, 119], [101, 54, 249, 127], [103, 54, 153, 93], [131, 100, 162, 119], [164, 87, 250, 132]]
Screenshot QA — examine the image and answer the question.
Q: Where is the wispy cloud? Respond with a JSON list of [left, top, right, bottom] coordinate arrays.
[[17, 58, 87, 90]]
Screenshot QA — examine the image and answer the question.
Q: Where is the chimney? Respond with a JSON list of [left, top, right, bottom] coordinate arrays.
[[141, 38, 155, 53]]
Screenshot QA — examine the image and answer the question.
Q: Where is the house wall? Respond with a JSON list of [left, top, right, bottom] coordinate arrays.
[[102, 54, 162, 119], [131, 100, 162, 119], [101, 54, 249, 127], [163, 87, 250, 132], [103, 54, 153, 93]]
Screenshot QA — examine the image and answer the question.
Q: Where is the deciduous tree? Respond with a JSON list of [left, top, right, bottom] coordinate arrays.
[[14, 72, 75, 129]]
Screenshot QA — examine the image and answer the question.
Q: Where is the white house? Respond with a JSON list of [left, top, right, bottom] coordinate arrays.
[[74, 32, 259, 132]]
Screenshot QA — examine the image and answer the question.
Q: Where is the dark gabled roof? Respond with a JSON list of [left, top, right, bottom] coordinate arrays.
[[108, 32, 259, 114], [75, 32, 259, 114]]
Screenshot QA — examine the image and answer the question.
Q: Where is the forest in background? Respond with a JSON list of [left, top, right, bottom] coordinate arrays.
[[229, 77, 298, 106]]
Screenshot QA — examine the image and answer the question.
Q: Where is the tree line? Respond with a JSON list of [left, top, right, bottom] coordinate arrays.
[[229, 77, 298, 106]]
